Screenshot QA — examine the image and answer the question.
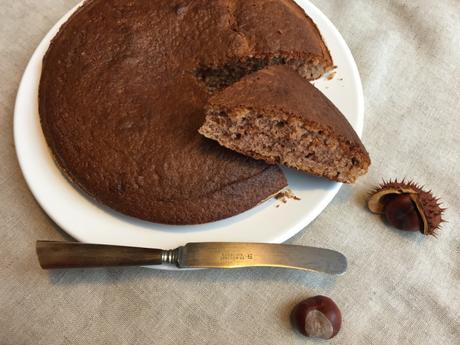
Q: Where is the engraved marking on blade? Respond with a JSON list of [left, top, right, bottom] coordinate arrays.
[[219, 252, 254, 263]]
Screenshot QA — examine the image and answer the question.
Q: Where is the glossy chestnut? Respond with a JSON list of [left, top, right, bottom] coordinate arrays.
[[292, 295, 342, 339]]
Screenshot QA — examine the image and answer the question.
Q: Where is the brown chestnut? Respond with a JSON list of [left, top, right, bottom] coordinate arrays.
[[384, 194, 421, 231], [368, 179, 446, 236], [292, 295, 342, 339]]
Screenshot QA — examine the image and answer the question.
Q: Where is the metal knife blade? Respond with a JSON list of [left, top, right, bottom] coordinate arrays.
[[36, 241, 347, 275], [178, 242, 347, 275]]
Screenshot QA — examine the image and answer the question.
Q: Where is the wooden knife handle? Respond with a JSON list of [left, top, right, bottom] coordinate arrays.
[[36, 241, 165, 269]]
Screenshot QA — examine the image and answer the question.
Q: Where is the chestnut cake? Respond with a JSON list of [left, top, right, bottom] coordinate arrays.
[[199, 66, 370, 183], [39, 0, 333, 224]]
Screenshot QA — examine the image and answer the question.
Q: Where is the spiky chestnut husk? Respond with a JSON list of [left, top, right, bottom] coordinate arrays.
[[368, 179, 446, 236]]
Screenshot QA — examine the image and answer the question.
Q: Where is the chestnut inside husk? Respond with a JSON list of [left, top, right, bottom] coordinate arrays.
[[368, 179, 446, 236]]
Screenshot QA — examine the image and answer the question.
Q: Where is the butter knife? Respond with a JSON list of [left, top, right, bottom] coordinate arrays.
[[36, 241, 347, 275]]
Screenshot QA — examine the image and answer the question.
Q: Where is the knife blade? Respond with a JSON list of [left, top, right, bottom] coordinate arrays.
[[36, 241, 347, 275]]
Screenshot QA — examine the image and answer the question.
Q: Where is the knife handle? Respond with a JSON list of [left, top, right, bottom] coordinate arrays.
[[36, 241, 177, 269]]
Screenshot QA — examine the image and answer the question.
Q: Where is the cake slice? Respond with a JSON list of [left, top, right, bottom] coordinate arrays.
[[199, 65, 370, 183]]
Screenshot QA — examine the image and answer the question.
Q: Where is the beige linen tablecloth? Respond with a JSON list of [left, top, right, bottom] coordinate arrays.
[[1, 1, 459, 344]]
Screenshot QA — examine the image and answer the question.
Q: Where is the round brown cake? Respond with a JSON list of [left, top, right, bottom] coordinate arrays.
[[39, 0, 333, 224]]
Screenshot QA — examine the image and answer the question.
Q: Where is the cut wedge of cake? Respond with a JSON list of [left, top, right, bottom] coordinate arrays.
[[199, 65, 370, 183]]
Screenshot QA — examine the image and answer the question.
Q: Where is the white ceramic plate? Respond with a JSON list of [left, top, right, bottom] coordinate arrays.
[[14, 0, 364, 268]]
